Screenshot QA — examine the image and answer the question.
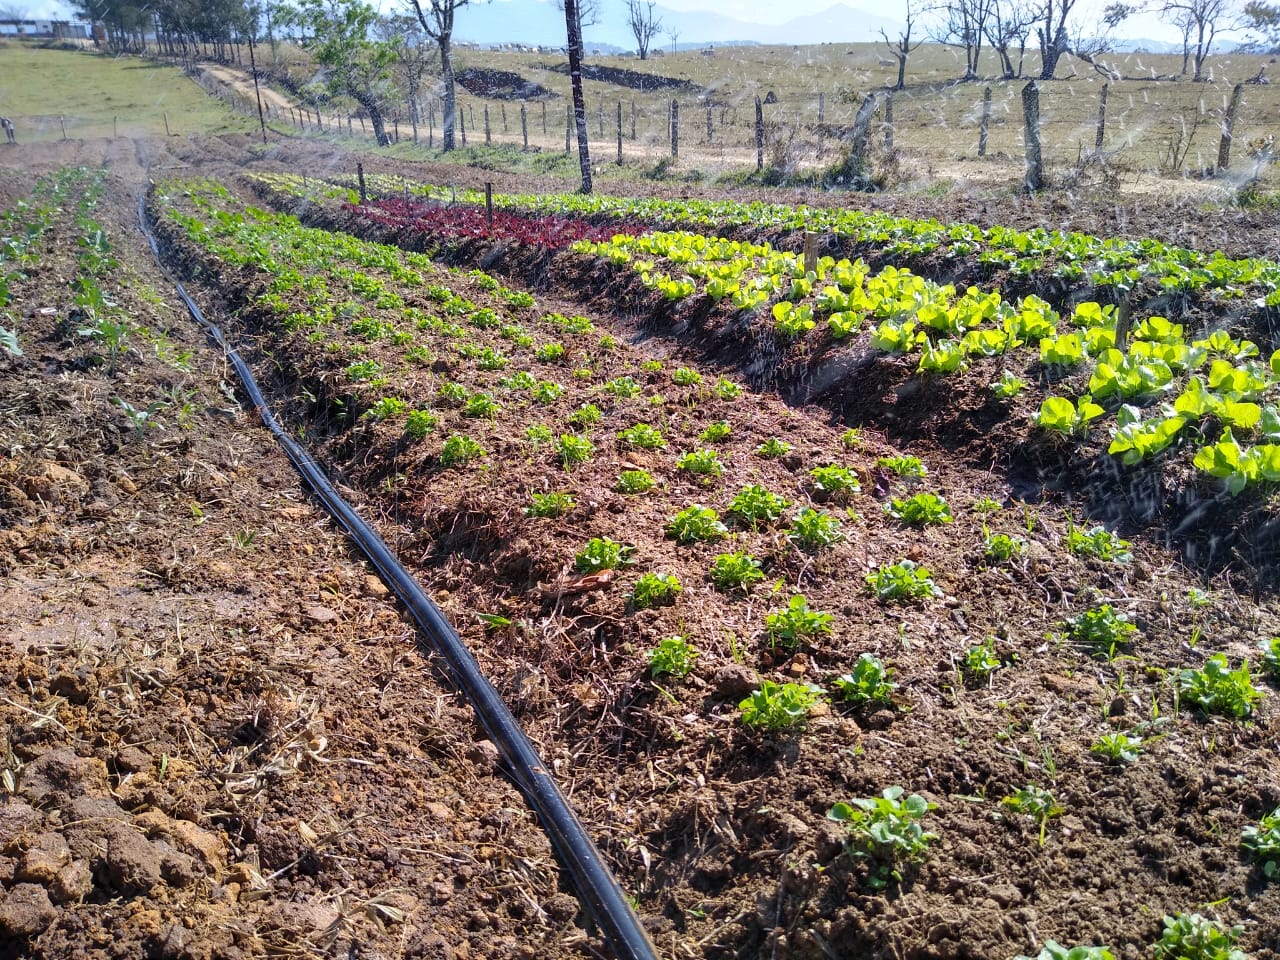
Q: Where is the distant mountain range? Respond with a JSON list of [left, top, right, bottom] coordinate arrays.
[[453, 0, 904, 50]]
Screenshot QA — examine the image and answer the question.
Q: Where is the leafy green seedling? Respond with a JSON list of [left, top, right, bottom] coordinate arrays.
[[536, 342, 566, 362], [617, 469, 656, 494], [840, 427, 863, 449], [532, 380, 564, 404], [676, 448, 724, 480], [555, 433, 595, 468], [810, 465, 862, 499], [727, 484, 791, 528], [526, 423, 553, 446], [574, 537, 635, 573], [877, 454, 927, 478], [1177, 654, 1262, 718], [709, 552, 765, 593], [983, 528, 1027, 563], [739, 680, 825, 731], [788, 508, 846, 550], [833, 653, 896, 708], [568, 403, 603, 428], [1001, 784, 1063, 847], [363, 397, 408, 421], [667, 505, 728, 543], [1259, 637, 1280, 680], [765, 595, 834, 650], [699, 420, 732, 443], [827, 787, 937, 889], [632, 572, 682, 610], [618, 423, 666, 449], [603, 375, 642, 398], [439, 434, 485, 467], [1242, 806, 1280, 879], [1091, 732, 1143, 764], [649, 635, 697, 678], [1064, 605, 1138, 661], [1152, 913, 1245, 960], [526, 491, 575, 518], [713, 376, 742, 400], [1013, 943, 1115, 960], [463, 392, 501, 418], [756, 437, 793, 458], [991, 371, 1029, 399], [962, 636, 1009, 684], [1066, 523, 1133, 563], [672, 366, 703, 387], [886, 492, 953, 525], [405, 409, 438, 439], [866, 560, 942, 603]]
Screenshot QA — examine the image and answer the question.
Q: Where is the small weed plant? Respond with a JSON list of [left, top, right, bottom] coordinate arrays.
[[649, 635, 697, 678], [962, 636, 1007, 684], [1091, 732, 1143, 764], [866, 560, 942, 603], [983, 527, 1027, 563], [631, 572, 682, 610], [827, 787, 937, 890], [363, 397, 408, 421], [1242, 806, 1280, 879], [833, 653, 896, 708], [765, 595, 834, 650], [739, 680, 825, 731], [1001, 784, 1062, 847], [1152, 913, 1245, 960], [1177, 654, 1262, 718]]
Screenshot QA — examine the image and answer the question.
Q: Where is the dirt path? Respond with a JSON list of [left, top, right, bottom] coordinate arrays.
[[0, 138, 594, 959], [201, 64, 297, 114]]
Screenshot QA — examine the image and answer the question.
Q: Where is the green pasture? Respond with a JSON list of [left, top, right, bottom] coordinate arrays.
[[0, 42, 256, 141]]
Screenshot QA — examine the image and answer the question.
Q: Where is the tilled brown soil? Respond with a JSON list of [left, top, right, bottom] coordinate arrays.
[[5, 133, 1280, 960]]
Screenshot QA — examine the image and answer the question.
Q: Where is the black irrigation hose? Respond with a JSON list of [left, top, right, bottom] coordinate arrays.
[[137, 194, 659, 960]]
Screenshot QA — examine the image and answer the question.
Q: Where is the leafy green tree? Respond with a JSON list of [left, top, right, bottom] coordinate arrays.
[[282, 0, 396, 146], [408, 0, 481, 151]]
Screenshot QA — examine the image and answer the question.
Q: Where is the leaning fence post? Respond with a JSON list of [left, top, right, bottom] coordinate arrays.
[[978, 86, 991, 157], [1217, 83, 1243, 172], [1095, 82, 1109, 152], [1021, 80, 1043, 191]]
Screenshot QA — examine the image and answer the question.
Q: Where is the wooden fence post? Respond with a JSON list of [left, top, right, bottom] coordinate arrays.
[[565, 104, 571, 154], [485, 181, 493, 229], [755, 96, 764, 171], [884, 92, 894, 150], [542, 101, 547, 136], [631, 100, 636, 140], [598, 101, 604, 138], [501, 102, 507, 133], [1022, 80, 1043, 192], [617, 101, 623, 164], [979, 86, 991, 157], [670, 100, 679, 158], [428, 106, 434, 148], [1095, 82, 1109, 151], [1218, 83, 1243, 172], [484, 104, 491, 144], [802, 231, 817, 275], [357, 162, 367, 203], [460, 103, 466, 146], [521, 101, 528, 150], [706, 103, 712, 143]]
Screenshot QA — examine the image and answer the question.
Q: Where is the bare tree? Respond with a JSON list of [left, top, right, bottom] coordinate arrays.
[[935, 0, 994, 80], [665, 26, 679, 54], [880, 0, 929, 90], [376, 13, 436, 141], [1029, 0, 1084, 79], [408, 0, 482, 150], [985, 0, 1035, 78], [1164, 0, 1231, 80], [555, 0, 599, 56], [626, 0, 661, 60], [564, 0, 591, 192]]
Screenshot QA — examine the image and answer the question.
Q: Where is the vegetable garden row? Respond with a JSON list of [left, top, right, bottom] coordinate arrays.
[[143, 173, 1280, 958]]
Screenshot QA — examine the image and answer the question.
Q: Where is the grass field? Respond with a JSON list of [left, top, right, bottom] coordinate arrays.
[[0, 42, 257, 141]]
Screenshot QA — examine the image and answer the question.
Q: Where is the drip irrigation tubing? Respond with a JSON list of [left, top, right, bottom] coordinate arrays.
[[137, 192, 659, 960]]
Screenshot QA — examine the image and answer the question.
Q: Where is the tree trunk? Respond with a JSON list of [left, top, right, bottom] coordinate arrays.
[[896, 54, 906, 90], [564, 0, 592, 193], [440, 35, 458, 150]]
